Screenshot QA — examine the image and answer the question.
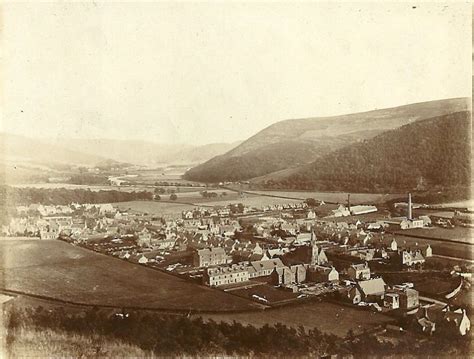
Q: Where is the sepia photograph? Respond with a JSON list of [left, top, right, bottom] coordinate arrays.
[[0, 1, 472, 357]]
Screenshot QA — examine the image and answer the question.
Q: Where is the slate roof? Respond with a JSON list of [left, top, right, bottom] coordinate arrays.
[[250, 258, 285, 272], [357, 277, 386, 296]]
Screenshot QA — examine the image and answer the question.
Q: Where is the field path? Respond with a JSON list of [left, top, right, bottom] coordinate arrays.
[[432, 254, 474, 264]]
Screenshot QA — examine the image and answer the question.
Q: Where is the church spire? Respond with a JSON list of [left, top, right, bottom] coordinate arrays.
[[311, 240, 319, 265]]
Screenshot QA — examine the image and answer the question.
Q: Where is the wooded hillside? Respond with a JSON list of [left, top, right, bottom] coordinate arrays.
[[262, 111, 471, 193]]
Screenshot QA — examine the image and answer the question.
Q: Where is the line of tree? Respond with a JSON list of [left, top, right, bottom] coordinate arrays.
[[154, 181, 201, 187], [0, 185, 153, 206], [67, 174, 110, 185]]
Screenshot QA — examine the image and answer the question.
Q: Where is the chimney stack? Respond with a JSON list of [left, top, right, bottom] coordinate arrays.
[[408, 193, 413, 220], [347, 193, 351, 213]]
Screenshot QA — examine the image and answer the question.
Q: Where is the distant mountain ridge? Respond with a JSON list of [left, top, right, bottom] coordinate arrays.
[[184, 98, 470, 183], [0, 133, 107, 166], [48, 138, 241, 166], [0, 133, 240, 184], [0, 134, 240, 168]]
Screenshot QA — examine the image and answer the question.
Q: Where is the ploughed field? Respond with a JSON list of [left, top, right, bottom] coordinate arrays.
[[393, 227, 473, 244], [381, 272, 461, 297], [0, 240, 255, 312], [241, 190, 402, 204]]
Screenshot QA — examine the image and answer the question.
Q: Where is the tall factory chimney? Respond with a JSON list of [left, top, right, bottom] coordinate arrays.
[[347, 193, 351, 213], [407, 193, 413, 220]]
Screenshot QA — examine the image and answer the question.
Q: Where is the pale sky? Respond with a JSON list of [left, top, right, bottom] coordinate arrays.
[[2, 1, 472, 145]]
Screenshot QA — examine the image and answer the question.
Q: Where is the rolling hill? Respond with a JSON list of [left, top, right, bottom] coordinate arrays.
[[0, 133, 239, 174], [0, 133, 114, 184], [184, 98, 470, 182], [0, 133, 107, 166], [256, 111, 471, 193], [48, 138, 241, 166], [0, 133, 239, 184]]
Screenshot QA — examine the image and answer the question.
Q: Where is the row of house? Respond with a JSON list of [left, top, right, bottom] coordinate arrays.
[[203, 256, 340, 288], [181, 202, 309, 221], [203, 240, 339, 288]]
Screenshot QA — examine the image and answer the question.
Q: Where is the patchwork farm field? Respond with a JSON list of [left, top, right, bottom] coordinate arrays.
[[114, 201, 197, 217], [0, 240, 255, 312], [197, 301, 394, 337], [114, 194, 306, 218], [126, 168, 190, 182], [202, 195, 302, 208], [245, 190, 402, 204]]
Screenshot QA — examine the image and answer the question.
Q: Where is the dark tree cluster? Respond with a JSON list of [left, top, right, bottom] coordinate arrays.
[[0, 185, 153, 206], [184, 141, 323, 182], [200, 191, 218, 198], [229, 203, 245, 214], [304, 198, 318, 207], [6, 307, 341, 357], [266, 112, 471, 194], [5, 306, 471, 357], [154, 181, 199, 187]]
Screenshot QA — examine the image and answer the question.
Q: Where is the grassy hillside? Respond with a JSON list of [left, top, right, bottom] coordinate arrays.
[[259, 111, 471, 193], [3, 326, 150, 358], [0, 240, 255, 311], [1, 306, 343, 357], [184, 98, 470, 182]]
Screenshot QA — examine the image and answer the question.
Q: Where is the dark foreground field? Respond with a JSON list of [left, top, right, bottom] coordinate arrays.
[[197, 301, 394, 337], [0, 240, 395, 338], [0, 240, 255, 312]]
